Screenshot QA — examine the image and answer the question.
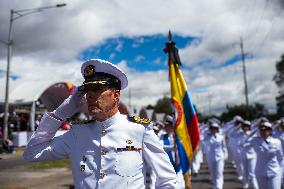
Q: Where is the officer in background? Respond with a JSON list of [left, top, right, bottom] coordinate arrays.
[[148, 119, 165, 189], [23, 59, 177, 189], [274, 120, 284, 188], [251, 121, 284, 189], [159, 115, 185, 189], [152, 120, 164, 136], [204, 122, 227, 189], [238, 121, 258, 189], [191, 138, 203, 176], [225, 116, 244, 181], [160, 115, 177, 159]]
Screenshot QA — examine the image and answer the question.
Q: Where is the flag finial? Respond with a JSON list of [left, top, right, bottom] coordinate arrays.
[[168, 30, 172, 42]]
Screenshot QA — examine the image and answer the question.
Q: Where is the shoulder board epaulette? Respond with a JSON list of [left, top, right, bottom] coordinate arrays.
[[127, 115, 152, 125], [69, 119, 96, 125]]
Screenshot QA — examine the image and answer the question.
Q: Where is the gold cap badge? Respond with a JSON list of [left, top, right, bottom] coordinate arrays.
[[84, 65, 95, 78]]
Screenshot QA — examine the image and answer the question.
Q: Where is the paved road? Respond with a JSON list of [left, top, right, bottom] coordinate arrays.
[[0, 151, 244, 189], [0, 151, 73, 189], [191, 161, 243, 189], [0, 151, 30, 170]]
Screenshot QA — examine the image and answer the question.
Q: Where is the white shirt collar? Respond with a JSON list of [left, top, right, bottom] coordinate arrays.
[[95, 111, 121, 128]]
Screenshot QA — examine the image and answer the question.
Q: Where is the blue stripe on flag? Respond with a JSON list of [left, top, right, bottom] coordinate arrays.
[[182, 91, 196, 126], [176, 136, 190, 173]]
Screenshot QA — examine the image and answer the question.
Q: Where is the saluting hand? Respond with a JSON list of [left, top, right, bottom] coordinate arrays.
[[53, 87, 86, 121]]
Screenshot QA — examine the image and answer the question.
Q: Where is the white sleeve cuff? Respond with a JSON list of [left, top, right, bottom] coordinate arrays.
[[36, 113, 64, 133]]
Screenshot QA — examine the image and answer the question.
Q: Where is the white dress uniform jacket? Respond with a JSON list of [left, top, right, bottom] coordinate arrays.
[[274, 131, 284, 188], [204, 133, 227, 162], [251, 136, 284, 177], [239, 131, 257, 160], [227, 126, 244, 178], [204, 132, 227, 189], [238, 131, 258, 189], [251, 136, 284, 189], [23, 112, 177, 189]]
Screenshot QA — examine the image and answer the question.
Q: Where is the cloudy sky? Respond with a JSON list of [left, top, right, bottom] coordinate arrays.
[[0, 0, 283, 115]]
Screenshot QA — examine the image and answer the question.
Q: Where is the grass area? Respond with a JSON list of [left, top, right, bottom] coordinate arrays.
[[29, 159, 71, 170]]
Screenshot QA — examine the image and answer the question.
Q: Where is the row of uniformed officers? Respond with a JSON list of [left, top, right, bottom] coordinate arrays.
[[191, 116, 284, 189]]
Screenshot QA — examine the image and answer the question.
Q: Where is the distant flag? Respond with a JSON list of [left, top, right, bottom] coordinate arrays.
[[65, 82, 76, 95], [164, 31, 200, 189]]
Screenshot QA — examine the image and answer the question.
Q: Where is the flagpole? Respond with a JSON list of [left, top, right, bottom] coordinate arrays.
[[166, 30, 173, 81], [165, 30, 192, 189]]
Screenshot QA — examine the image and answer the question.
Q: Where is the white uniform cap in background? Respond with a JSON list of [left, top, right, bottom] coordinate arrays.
[[262, 121, 272, 128], [208, 118, 221, 125], [259, 117, 269, 122], [164, 115, 175, 125], [81, 59, 128, 90], [210, 122, 220, 129], [233, 115, 243, 123], [242, 120, 251, 126], [259, 121, 272, 131], [155, 120, 165, 128]]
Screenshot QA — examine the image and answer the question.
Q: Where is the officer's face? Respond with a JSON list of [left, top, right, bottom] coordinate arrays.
[[260, 129, 272, 138], [86, 86, 120, 120], [209, 127, 218, 135], [164, 124, 174, 133], [241, 125, 250, 132], [235, 121, 241, 126]]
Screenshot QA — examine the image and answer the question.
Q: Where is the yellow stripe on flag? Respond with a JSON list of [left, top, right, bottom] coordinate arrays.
[[169, 59, 193, 162]]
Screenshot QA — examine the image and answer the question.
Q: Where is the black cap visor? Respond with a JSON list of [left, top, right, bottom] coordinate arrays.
[[259, 126, 272, 131], [79, 72, 121, 91]]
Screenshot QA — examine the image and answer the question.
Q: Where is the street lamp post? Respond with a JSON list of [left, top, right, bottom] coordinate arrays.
[[2, 3, 66, 141], [233, 37, 249, 108]]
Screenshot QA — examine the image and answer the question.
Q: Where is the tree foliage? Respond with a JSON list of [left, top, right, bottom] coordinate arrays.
[[273, 54, 284, 115], [146, 104, 154, 109], [273, 54, 284, 87], [219, 103, 268, 122], [153, 96, 173, 114], [152, 96, 203, 120]]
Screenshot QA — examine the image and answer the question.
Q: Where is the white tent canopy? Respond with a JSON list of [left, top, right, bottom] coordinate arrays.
[[4, 80, 75, 111], [0, 80, 76, 146]]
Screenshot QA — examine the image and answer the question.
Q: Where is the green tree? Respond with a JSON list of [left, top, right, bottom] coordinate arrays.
[[153, 96, 202, 121], [273, 54, 284, 87], [219, 103, 268, 122], [154, 96, 173, 114], [146, 104, 154, 109], [273, 54, 284, 115]]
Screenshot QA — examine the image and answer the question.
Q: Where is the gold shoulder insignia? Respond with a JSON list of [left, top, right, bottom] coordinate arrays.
[[69, 119, 95, 125], [127, 115, 152, 125]]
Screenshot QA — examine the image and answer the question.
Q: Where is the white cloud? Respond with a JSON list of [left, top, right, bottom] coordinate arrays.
[[134, 55, 145, 62]]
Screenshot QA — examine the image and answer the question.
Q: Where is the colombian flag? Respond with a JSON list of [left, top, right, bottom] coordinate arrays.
[[164, 32, 200, 188]]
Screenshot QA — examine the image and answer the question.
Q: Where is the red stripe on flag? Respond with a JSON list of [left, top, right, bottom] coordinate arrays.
[[187, 113, 200, 153]]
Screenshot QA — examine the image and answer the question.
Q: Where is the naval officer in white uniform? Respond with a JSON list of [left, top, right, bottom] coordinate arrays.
[[23, 59, 177, 189], [204, 122, 228, 189], [251, 121, 284, 189], [238, 121, 258, 189]]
